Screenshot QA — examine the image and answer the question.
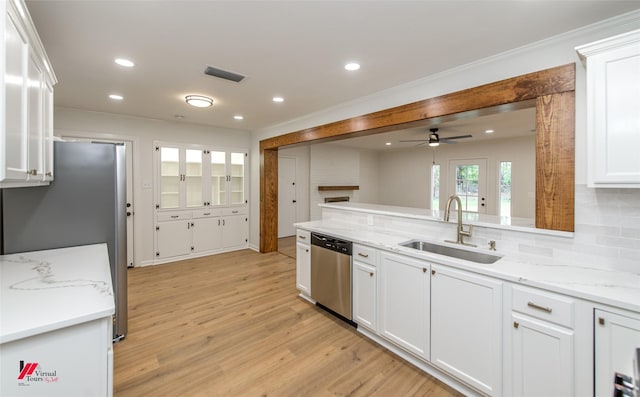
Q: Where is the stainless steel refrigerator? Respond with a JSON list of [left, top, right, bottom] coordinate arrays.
[[1, 141, 127, 341]]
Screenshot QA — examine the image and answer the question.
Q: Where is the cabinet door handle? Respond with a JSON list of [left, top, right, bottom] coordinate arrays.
[[369, 272, 374, 277], [357, 252, 369, 258], [598, 317, 605, 326], [513, 321, 519, 329], [422, 267, 427, 273], [305, 249, 309, 253], [223, 219, 226, 226], [218, 219, 221, 226], [527, 302, 553, 313], [431, 270, 436, 275]]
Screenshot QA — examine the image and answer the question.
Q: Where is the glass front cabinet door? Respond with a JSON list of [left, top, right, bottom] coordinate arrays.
[[155, 143, 247, 211]]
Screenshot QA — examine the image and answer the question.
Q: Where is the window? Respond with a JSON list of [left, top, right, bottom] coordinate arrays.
[[431, 164, 440, 210], [499, 161, 512, 217]]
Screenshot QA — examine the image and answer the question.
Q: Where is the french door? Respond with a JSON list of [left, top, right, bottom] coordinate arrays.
[[448, 159, 487, 214]]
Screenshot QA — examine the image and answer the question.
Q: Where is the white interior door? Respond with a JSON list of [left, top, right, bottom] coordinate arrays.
[[448, 159, 487, 214], [278, 157, 297, 237]]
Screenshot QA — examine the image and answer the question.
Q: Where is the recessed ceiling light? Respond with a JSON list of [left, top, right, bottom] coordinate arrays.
[[272, 96, 284, 103], [485, 129, 495, 134], [233, 115, 244, 120], [185, 95, 213, 107], [114, 58, 134, 68], [385, 142, 392, 146], [109, 94, 123, 100], [345, 62, 360, 71]]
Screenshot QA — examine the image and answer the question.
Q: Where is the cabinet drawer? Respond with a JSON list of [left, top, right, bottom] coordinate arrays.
[[157, 211, 192, 221], [353, 244, 377, 265], [296, 229, 310, 244], [193, 209, 221, 218], [512, 286, 574, 328], [222, 207, 247, 216]]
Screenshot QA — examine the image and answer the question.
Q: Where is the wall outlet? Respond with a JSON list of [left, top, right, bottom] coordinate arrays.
[[142, 179, 152, 189], [367, 214, 374, 226]]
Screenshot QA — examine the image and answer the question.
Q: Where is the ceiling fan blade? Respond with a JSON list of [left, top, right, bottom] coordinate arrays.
[[399, 139, 429, 142], [443, 134, 473, 140], [440, 139, 458, 144]]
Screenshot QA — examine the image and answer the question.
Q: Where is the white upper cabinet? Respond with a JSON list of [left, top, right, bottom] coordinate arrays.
[[1, 0, 56, 187], [155, 143, 248, 211], [576, 29, 640, 187]]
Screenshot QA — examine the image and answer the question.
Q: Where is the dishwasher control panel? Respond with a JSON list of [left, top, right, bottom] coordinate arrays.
[[311, 233, 352, 255]]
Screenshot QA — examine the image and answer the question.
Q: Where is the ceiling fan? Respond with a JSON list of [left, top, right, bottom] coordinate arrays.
[[400, 128, 472, 147]]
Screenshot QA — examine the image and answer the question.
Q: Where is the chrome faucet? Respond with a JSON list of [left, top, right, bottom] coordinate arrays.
[[443, 194, 476, 247]]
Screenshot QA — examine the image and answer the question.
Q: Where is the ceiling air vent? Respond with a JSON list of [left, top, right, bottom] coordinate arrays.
[[204, 66, 245, 83]]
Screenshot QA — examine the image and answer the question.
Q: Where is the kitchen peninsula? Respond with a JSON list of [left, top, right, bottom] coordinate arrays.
[[295, 201, 640, 397], [0, 244, 115, 397]]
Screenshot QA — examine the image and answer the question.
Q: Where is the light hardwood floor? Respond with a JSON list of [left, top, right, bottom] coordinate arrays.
[[114, 249, 463, 396], [278, 235, 296, 259]]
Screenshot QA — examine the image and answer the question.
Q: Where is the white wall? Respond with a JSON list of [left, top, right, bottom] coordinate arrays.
[[250, 11, 640, 250], [309, 144, 361, 220], [53, 107, 251, 266], [378, 135, 535, 218]]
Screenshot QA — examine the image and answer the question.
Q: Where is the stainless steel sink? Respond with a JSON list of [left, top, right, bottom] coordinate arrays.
[[399, 239, 502, 264]]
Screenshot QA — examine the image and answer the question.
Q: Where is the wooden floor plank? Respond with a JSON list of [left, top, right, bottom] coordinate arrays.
[[114, 249, 463, 396]]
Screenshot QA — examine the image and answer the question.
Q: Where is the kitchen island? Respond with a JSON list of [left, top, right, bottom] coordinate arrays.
[[0, 243, 114, 397], [295, 202, 640, 397]]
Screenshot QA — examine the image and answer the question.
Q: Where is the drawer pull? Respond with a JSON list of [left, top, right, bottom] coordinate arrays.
[[171, 215, 179, 218], [299, 235, 307, 240], [232, 210, 239, 214], [513, 321, 519, 329], [203, 212, 211, 216], [357, 252, 369, 258], [527, 302, 553, 313]]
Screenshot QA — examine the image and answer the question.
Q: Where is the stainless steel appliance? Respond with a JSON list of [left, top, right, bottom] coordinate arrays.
[[310, 232, 352, 320], [613, 348, 640, 397], [1, 141, 128, 341]]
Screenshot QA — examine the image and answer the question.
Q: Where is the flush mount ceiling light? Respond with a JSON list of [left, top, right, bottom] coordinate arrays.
[[185, 95, 213, 108], [345, 62, 360, 71], [114, 58, 134, 67]]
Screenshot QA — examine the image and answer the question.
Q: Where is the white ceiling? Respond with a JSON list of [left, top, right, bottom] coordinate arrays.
[[26, 1, 640, 133]]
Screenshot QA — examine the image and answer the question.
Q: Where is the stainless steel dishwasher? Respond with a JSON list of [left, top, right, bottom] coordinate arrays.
[[310, 232, 353, 320]]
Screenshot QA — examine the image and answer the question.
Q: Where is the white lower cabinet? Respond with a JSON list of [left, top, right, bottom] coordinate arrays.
[[430, 265, 503, 396], [295, 229, 311, 297], [506, 285, 576, 397], [220, 213, 248, 249], [155, 213, 192, 259], [510, 313, 574, 397], [192, 215, 221, 253], [594, 308, 640, 397], [379, 252, 430, 360], [155, 208, 247, 261], [353, 244, 378, 333]]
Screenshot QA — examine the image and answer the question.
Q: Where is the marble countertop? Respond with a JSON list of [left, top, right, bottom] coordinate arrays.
[[0, 244, 115, 344], [296, 219, 640, 314]]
